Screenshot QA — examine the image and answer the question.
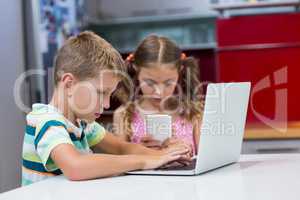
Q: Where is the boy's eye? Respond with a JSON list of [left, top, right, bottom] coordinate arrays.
[[97, 91, 108, 96]]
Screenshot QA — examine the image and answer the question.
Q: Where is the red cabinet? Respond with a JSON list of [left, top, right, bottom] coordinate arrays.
[[216, 13, 300, 137]]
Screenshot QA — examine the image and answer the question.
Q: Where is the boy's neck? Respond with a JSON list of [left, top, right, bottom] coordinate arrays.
[[49, 88, 77, 125]]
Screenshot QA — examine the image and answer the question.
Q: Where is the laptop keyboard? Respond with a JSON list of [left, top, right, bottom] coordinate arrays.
[[158, 159, 197, 171]]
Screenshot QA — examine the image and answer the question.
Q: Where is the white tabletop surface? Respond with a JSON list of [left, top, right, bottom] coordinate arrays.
[[1, 154, 300, 200]]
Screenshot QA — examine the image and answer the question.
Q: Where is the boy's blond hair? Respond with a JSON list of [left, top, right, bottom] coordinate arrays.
[[54, 31, 125, 85]]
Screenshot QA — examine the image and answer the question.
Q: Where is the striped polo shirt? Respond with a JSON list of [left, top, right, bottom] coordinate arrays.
[[22, 103, 106, 186]]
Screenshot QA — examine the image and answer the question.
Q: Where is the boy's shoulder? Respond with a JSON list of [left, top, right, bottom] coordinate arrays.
[[26, 104, 67, 129]]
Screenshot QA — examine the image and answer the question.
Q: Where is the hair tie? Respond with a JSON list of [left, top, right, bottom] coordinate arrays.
[[126, 53, 135, 62], [180, 53, 186, 60]]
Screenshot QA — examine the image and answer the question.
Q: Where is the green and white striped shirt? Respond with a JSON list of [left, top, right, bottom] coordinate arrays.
[[22, 103, 106, 186]]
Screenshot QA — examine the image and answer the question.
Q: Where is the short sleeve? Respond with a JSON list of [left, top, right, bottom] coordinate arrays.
[[34, 120, 74, 171], [84, 122, 106, 147]]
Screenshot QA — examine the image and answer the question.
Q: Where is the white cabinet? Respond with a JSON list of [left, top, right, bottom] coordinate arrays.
[[87, 0, 216, 19]]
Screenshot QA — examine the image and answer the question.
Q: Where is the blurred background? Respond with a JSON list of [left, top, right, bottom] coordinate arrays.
[[1, 0, 300, 193]]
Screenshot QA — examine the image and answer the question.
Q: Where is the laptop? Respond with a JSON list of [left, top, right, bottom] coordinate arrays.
[[126, 82, 251, 176]]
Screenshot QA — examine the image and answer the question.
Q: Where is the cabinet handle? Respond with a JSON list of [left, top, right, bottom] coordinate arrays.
[[217, 42, 300, 52]]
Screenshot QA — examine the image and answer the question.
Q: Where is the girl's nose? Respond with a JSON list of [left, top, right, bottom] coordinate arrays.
[[153, 84, 164, 96]]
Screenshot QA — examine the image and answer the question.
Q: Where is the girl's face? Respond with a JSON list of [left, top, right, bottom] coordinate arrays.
[[137, 63, 179, 107], [68, 70, 120, 123]]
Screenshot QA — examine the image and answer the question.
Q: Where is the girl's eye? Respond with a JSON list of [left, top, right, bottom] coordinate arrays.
[[165, 81, 175, 87], [144, 80, 155, 86], [165, 82, 171, 86]]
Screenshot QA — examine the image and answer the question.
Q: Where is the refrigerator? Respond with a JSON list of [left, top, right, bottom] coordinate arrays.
[[24, 0, 86, 105]]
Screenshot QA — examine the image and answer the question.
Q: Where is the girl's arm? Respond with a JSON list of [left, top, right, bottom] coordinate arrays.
[[113, 106, 164, 149], [50, 142, 188, 181], [193, 118, 202, 153], [111, 106, 192, 156]]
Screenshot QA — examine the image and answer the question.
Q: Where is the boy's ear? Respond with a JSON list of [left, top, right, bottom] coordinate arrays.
[[61, 73, 75, 89]]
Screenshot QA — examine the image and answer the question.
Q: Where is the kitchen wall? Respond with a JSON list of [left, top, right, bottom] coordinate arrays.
[[0, 0, 26, 193]]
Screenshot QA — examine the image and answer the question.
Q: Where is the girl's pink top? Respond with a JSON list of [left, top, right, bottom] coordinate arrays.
[[130, 111, 196, 155]]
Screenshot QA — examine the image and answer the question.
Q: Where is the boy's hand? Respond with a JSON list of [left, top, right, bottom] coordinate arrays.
[[139, 136, 193, 169], [141, 146, 190, 170], [159, 153, 193, 169], [140, 135, 162, 149]]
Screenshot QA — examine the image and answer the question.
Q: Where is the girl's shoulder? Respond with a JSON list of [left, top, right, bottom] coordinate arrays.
[[173, 115, 202, 127], [114, 104, 140, 120]]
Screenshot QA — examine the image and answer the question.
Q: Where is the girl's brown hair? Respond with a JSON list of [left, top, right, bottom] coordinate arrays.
[[115, 35, 204, 139]]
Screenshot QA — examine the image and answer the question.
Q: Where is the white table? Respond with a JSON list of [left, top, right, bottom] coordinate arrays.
[[1, 154, 300, 200]]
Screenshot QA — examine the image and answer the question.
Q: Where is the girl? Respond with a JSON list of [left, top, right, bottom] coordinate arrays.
[[114, 35, 204, 156]]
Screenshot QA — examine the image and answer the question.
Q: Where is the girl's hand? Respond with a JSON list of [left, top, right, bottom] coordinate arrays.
[[162, 137, 181, 148], [141, 146, 190, 170], [162, 137, 193, 157], [140, 135, 162, 149], [159, 152, 192, 169]]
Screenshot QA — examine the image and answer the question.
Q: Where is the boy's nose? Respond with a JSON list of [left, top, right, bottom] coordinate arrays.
[[103, 97, 110, 109]]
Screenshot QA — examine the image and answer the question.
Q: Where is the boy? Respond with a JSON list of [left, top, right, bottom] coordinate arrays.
[[22, 31, 190, 186]]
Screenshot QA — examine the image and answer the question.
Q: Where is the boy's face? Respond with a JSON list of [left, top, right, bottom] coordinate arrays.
[[68, 70, 120, 123]]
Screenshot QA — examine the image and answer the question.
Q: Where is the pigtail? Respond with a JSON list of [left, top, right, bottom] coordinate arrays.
[[113, 54, 137, 103], [113, 53, 138, 139], [179, 55, 204, 121]]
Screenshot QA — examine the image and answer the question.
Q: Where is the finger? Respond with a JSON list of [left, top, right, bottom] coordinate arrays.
[[165, 140, 181, 147], [176, 142, 191, 152], [161, 138, 170, 147], [176, 161, 191, 166], [160, 159, 190, 169], [140, 136, 151, 142], [179, 154, 193, 161], [142, 137, 161, 144], [169, 161, 184, 167], [164, 148, 188, 155], [159, 163, 174, 169], [166, 140, 179, 146], [167, 145, 190, 153], [164, 137, 177, 143], [145, 141, 162, 147], [179, 144, 193, 156], [143, 143, 161, 149], [168, 149, 190, 157], [164, 154, 181, 164], [162, 162, 184, 169], [146, 145, 162, 149]]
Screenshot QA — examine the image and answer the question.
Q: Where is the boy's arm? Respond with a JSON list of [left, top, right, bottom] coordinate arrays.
[[50, 143, 187, 181], [92, 131, 166, 156]]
